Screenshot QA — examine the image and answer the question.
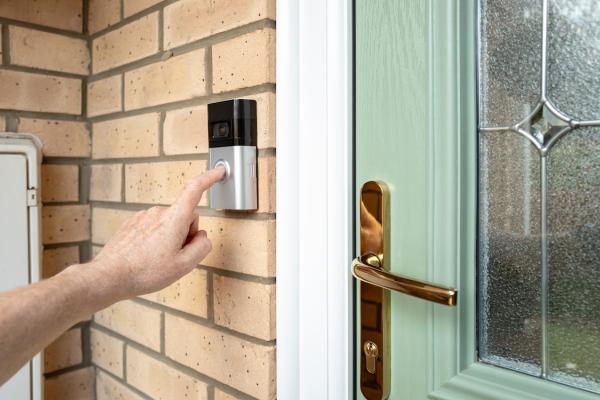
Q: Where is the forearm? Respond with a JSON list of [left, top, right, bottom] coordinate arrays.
[[0, 263, 113, 385]]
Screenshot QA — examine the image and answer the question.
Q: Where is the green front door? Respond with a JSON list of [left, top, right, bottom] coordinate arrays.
[[354, 1, 600, 399]]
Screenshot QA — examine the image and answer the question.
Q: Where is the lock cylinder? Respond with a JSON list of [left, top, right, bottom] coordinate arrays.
[[207, 99, 258, 210]]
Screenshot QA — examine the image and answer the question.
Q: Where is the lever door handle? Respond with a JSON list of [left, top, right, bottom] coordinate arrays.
[[352, 253, 457, 306]]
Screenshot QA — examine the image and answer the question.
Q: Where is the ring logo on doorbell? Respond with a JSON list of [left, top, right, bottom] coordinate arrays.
[[208, 99, 258, 210]]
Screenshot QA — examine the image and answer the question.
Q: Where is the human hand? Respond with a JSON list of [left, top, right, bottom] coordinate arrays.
[[90, 167, 225, 300]]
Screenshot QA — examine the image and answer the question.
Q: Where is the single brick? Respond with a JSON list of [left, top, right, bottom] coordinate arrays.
[[91, 328, 124, 378], [127, 346, 208, 399], [87, 75, 122, 117], [124, 49, 207, 110], [9, 26, 89, 75], [257, 156, 276, 213], [124, 0, 162, 17], [96, 370, 144, 400], [246, 92, 276, 149], [18, 118, 90, 158], [92, 13, 159, 73], [94, 300, 161, 351], [43, 246, 80, 278], [163, 0, 275, 49], [215, 389, 241, 400], [92, 207, 135, 245], [45, 367, 95, 400], [201, 217, 275, 277], [89, 0, 121, 34], [165, 314, 276, 399], [92, 113, 160, 159], [213, 275, 275, 341], [0, 70, 81, 114], [44, 328, 82, 373], [125, 160, 207, 205], [0, 115, 5, 130], [163, 105, 208, 155], [141, 268, 208, 318], [90, 164, 123, 202], [212, 29, 275, 94], [41, 164, 79, 203], [0, 0, 82, 32], [42, 205, 90, 244]]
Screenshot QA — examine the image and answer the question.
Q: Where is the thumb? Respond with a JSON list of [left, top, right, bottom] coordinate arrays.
[[177, 230, 212, 269]]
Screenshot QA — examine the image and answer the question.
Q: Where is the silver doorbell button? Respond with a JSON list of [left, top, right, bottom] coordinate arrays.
[[213, 159, 230, 182], [208, 99, 258, 210]]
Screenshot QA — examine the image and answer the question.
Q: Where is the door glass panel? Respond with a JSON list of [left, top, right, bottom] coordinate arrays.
[[479, 131, 542, 376], [478, 0, 600, 394], [479, 0, 543, 128]]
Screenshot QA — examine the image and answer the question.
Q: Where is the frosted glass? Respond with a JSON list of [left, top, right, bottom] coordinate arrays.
[[547, 1, 600, 121], [478, 131, 542, 375], [547, 128, 600, 392], [479, 0, 543, 128]]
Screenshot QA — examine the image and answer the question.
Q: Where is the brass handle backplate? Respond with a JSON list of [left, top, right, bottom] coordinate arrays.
[[355, 181, 458, 400]]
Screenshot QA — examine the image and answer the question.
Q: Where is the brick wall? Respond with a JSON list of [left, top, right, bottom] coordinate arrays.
[[0, 1, 95, 398], [0, 1, 276, 399], [87, 1, 276, 400]]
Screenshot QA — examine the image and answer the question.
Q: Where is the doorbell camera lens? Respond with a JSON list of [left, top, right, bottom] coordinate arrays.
[[212, 122, 230, 139]]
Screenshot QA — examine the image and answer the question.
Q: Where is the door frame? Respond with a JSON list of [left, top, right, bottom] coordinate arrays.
[[275, 0, 354, 398]]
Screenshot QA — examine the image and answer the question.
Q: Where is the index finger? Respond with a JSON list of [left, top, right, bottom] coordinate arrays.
[[171, 167, 225, 216]]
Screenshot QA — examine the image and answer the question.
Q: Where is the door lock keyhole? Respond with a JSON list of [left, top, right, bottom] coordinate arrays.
[[363, 341, 379, 374]]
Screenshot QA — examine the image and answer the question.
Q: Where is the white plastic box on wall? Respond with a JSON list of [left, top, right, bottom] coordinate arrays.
[[0, 133, 43, 400]]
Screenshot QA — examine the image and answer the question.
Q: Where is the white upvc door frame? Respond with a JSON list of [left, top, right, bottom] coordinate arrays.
[[276, 0, 354, 398]]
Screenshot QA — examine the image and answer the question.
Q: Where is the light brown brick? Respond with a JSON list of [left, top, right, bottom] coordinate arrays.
[[0, 0, 82, 32], [163, 105, 208, 155], [91, 328, 124, 377], [212, 29, 275, 94], [9, 26, 89, 75], [90, 164, 122, 202], [164, 0, 275, 49], [18, 118, 90, 158], [93, 13, 159, 73], [165, 314, 275, 399], [214, 275, 275, 341], [97, 370, 144, 400], [247, 92, 276, 149], [125, 49, 207, 110], [92, 207, 135, 245], [93, 113, 160, 159], [257, 156, 275, 213], [45, 367, 95, 400], [201, 217, 275, 277], [42, 205, 90, 244], [44, 328, 82, 373], [88, 75, 122, 117], [41, 164, 79, 203], [127, 346, 208, 399], [0, 70, 81, 114], [124, 0, 162, 17], [215, 389, 241, 400], [89, 0, 121, 34], [95, 300, 161, 351], [125, 160, 207, 205], [0, 115, 5, 130], [43, 247, 80, 278], [141, 269, 208, 318]]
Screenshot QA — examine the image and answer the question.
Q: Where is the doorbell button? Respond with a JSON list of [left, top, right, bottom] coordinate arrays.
[[214, 159, 230, 182]]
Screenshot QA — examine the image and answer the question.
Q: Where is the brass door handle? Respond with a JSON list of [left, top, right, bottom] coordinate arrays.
[[352, 253, 457, 306]]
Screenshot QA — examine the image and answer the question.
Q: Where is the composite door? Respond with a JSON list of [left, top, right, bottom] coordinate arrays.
[[354, 1, 600, 399]]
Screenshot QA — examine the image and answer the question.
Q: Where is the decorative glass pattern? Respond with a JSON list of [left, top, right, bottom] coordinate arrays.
[[478, 0, 600, 394]]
